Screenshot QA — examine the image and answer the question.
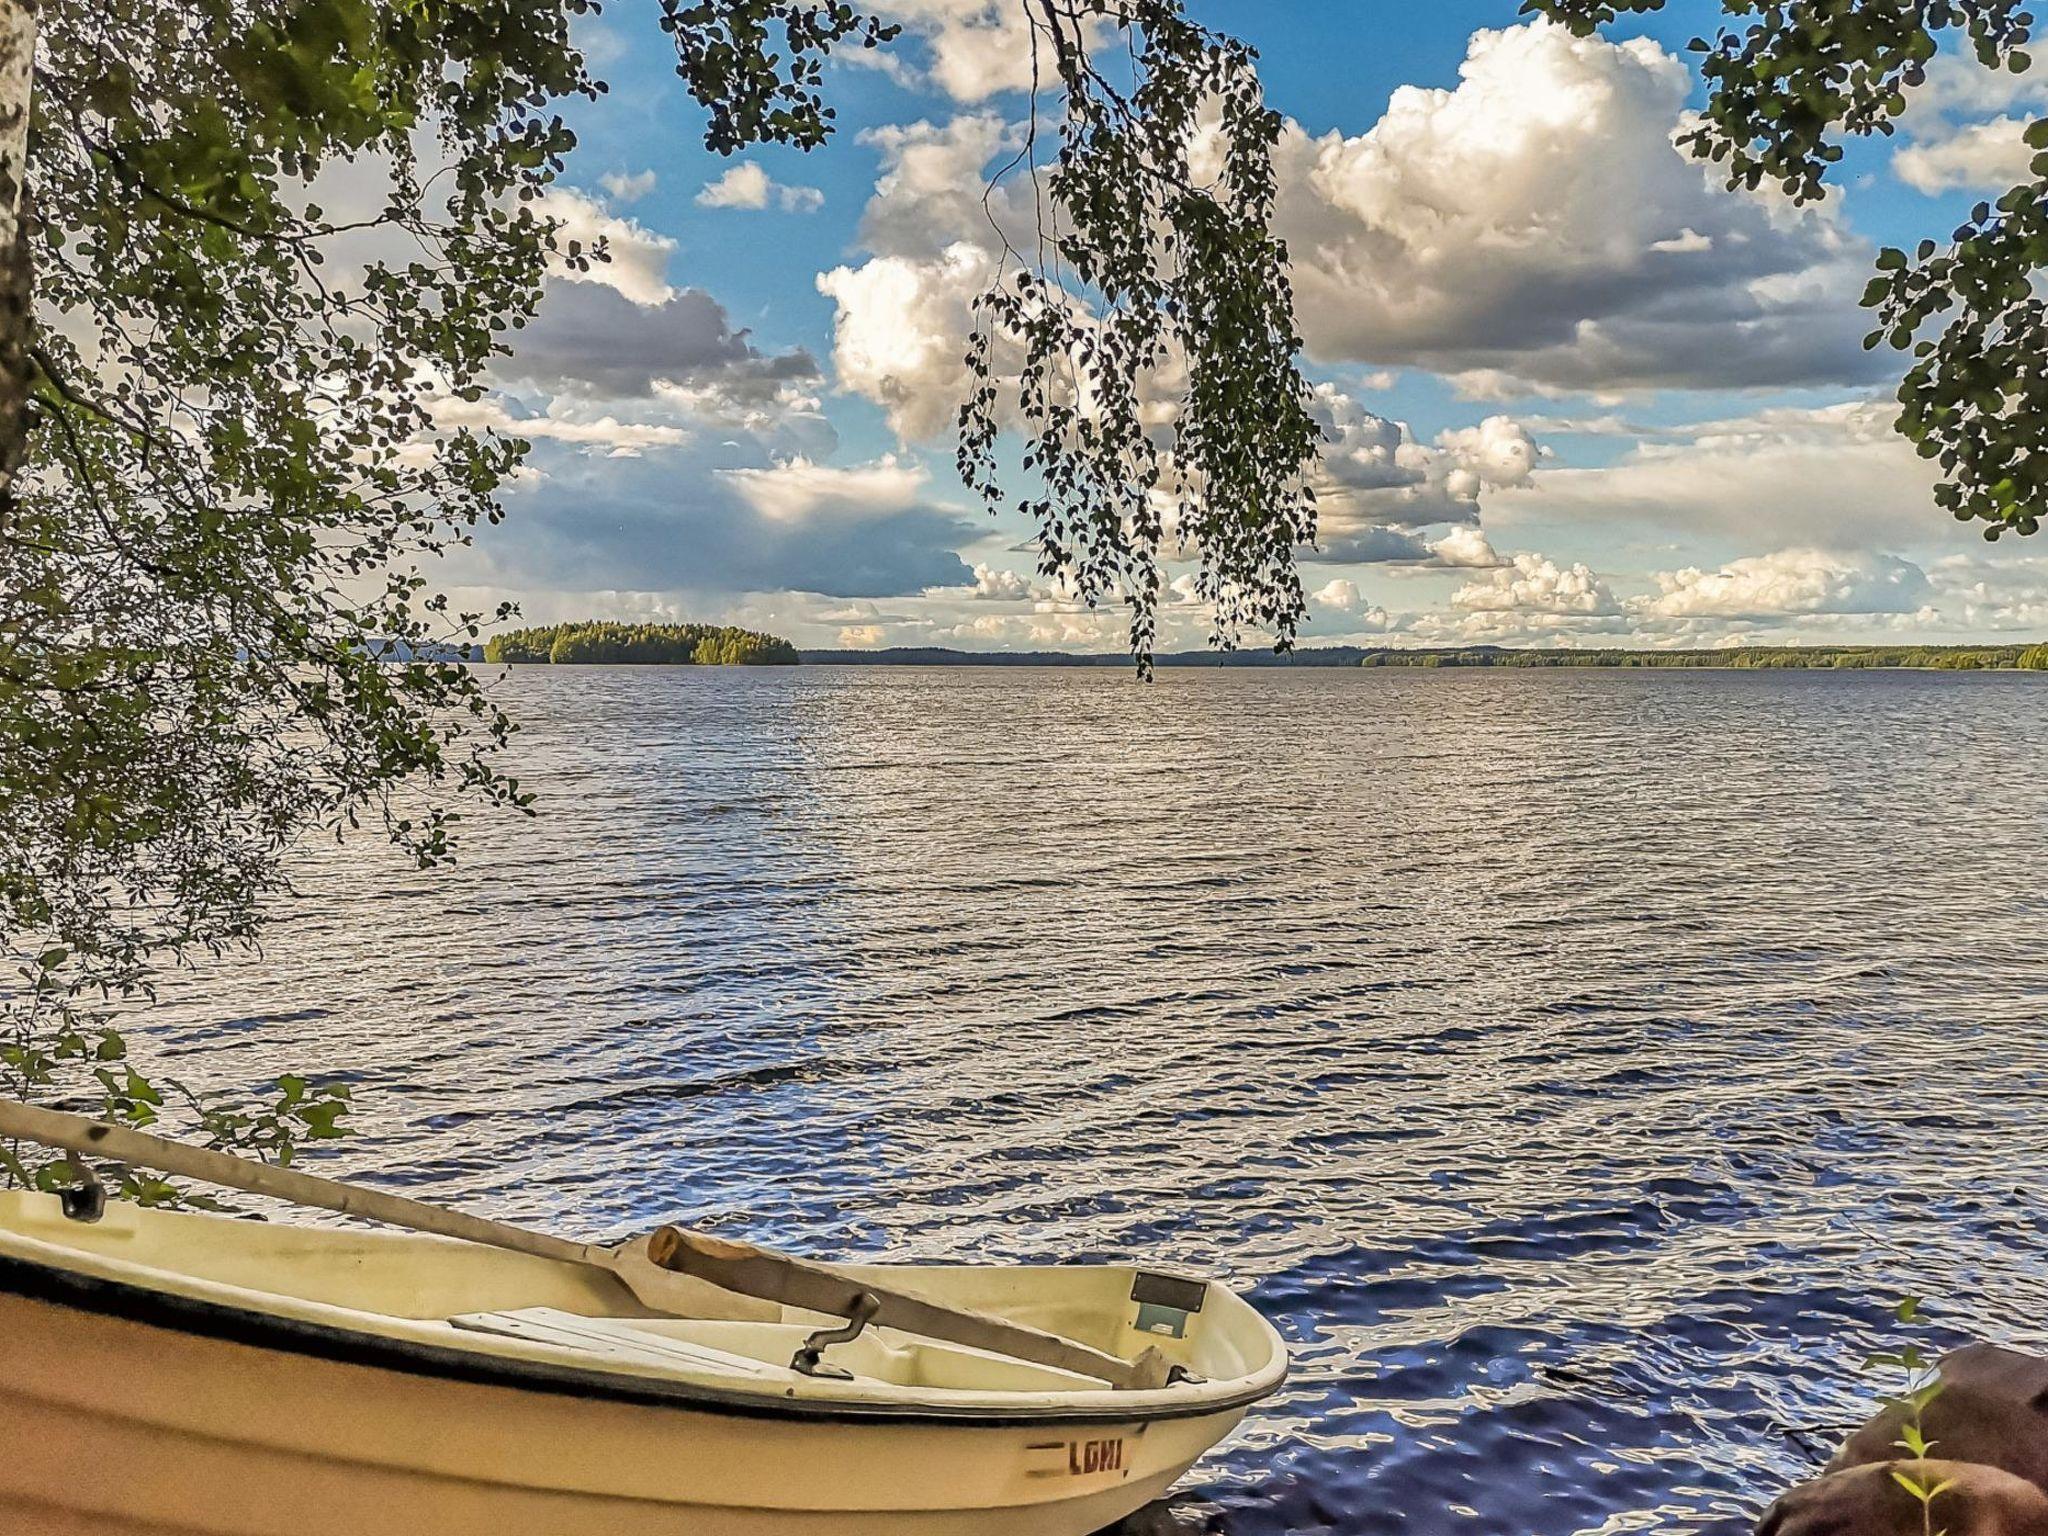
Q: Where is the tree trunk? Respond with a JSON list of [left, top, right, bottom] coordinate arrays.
[[0, 0, 34, 505]]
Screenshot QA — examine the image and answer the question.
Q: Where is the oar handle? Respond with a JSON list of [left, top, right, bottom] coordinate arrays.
[[0, 1099, 595, 1269]]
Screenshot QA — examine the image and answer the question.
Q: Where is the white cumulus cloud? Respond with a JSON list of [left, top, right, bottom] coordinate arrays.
[[1893, 55, 2048, 193], [818, 241, 996, 442], [968, 562, 1034, 600], [872, 1, 1109, 101], [1636, 548, 1933, 621], [1311, 386, 1543, 562], [600, 169, 657, 203], [720, 455, 938, 523], [1313, 578, 1363, 611], [1488, 399, 1954, 551], [1894, 118, 2037, 193], [539, 187, 676, 307], [697, 162, 825, 212], [1453, 552, 1621, 617], [1263, 21, 1880, 395], [1427, 527, 1508, 569]]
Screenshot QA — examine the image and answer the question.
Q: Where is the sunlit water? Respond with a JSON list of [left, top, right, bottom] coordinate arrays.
[[134, 666, 2048, 1535]]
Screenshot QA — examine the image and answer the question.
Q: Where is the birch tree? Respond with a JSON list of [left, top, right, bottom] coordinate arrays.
[[0, 1, 1318, 1179]]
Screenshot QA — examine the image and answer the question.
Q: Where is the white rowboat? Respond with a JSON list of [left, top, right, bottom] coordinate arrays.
[[0, 1114, 1288, 1536]]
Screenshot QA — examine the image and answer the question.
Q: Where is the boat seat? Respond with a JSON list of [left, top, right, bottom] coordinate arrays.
[[449, 1307, 782, 1378]]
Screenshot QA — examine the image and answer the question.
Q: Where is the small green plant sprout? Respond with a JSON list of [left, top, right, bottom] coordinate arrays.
[[1865, 1297, 1955, 1536]]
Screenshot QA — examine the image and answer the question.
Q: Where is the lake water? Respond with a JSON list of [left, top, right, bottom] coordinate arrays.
[[138, 665, 2048, 1535]]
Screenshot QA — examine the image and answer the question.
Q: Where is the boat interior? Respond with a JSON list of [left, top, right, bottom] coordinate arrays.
[[0, 1192, 1280, 1402]]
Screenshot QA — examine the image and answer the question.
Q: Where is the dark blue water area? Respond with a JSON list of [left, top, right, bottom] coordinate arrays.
[[135, 666, 2048, 1535]]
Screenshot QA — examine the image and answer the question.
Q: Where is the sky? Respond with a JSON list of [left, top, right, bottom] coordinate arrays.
[[438, 1, 2048, 653]]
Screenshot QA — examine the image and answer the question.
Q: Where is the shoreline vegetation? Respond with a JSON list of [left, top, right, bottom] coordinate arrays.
[[463, 626, 2048, 672], [797, 642, 2048, 670], [484, 622, 799, 666]]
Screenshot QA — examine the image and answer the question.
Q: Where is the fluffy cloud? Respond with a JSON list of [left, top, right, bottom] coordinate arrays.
[[871, 1, 1108, 101], [1311, 579, 1399, 636], [470, 449, 977, 599], [721, 455, 931, 522], [1310, 386, 1542, 561], [1392, 538, 2036, 647], [820, 137, 1549, 548], [812, 116, 1031, 439], [818, 240, 994, 440], [1893, 56, 2048, 194], [857, 115, 1019, 255], [1453, 553, 1621, 618], [1314, 577, 1363, 611], [926, 608, 1127, 649], [697, 163, 825, 212], [965, 562, 1034, 600], [501, 281, 823, 410], [1263, 22, 1880, 395], [1489, 399, 1957, 552], [539, 187, 677, 306], [1894, 118, 2036, 194], [1428, 527, 1507, 569], [1924, 553, 2048, 632], [600, 169, 657, 204], [434, 394, 691, 457], [1637, 548, 1934, 621]]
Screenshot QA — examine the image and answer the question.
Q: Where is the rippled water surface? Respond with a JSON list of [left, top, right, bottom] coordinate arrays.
[[142, 666, 2048, 1535]]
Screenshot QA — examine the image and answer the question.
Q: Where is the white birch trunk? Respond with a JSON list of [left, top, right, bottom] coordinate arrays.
[[0, 0, 36, 500]]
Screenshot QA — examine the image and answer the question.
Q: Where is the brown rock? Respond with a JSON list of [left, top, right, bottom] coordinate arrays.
[[1757, 1459, 2048, 1536], [1831, 1345, 2048, 1496]]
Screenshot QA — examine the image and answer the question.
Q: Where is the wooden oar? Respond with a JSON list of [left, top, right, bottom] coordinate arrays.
[[645, 1224, 1174, 1389], [0, 1099, 1169, 1390]]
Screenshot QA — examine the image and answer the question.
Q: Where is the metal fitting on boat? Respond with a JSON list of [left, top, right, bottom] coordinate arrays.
[[791, 1291, 882, 1379], [57, 1158, 105, 1224]]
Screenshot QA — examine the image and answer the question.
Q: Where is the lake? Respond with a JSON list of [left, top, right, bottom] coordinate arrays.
[[138, 665, 2048, 1535]]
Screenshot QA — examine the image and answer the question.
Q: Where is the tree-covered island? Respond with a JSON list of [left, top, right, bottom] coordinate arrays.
[[486, 622, 798, 666]]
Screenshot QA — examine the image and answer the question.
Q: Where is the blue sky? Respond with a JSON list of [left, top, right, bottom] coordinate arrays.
[[440, 2, 2048, 650]]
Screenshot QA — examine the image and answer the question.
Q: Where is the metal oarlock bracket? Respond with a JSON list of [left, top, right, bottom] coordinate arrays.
[[58, 1156, 105, 1224], [791, 1291, 881, 1380]]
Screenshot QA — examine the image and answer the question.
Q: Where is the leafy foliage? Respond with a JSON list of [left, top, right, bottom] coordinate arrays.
[[2, 952, 353, 1204], [1, 0, 1321, 1187], [660, 1, 900, 153], [4, 0, 593, 1032], [959, 0, 1321, 673], [487, 621, 799, 665], [1530, 0, 2048, 543], [0, 0, 915, 1181]]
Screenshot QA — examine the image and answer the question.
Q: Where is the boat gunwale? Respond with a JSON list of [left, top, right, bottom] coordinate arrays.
[[0, 1250, 1287, 1428]]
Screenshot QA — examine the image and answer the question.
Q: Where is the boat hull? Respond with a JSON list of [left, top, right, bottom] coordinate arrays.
[[0, 1285, 1240, 1535]]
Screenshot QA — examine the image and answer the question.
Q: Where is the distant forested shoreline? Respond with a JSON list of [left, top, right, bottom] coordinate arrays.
[[1355, 643, 2048, 670], [486, 622, 798, 665], [799, 643, 2048, 670], [471, 629, 2048, 670]]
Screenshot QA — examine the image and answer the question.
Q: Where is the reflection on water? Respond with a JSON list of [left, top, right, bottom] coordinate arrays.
[[137, 666, 2048, 1534]]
